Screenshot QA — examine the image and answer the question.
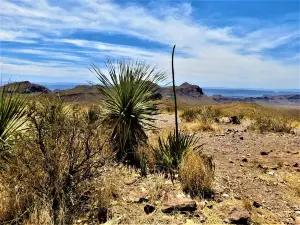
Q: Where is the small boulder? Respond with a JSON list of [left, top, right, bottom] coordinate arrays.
[[220, 117, 231, 124], [239, 136, 244, 140], [225, 207, 250, 224], [242, 158, 248, 162], [294, 163, 299, 167], [267, 171, 276, 177], [127, 190, 149, 203], [222, 193, 230, 198], [162, 198, 197, 214], [253, 201, 262, 208], [231, 116, 240, 124], [194, 211, 207, 223], [207, 203, 213, 209], [144, 204, 156, 214], [260, 151, 269, 156], [124, 177, 138, 185]]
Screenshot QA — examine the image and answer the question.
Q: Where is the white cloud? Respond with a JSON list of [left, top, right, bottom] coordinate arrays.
[[5, 48, 86, 62], [0, 0, 299, 89]]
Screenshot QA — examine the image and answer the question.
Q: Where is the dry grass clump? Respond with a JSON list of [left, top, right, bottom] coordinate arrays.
[[181, 109, 199, 122], [91, 183, 118, 223], [283, 174, 300, 197], [152, 130, 201, 182], [179, 150, 215, 198], [0, 99, 111, 225], [183, 120, 220, 133], [250, 117, 292, 133]]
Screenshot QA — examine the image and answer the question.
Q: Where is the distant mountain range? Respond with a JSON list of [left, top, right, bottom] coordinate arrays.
[[2, 81, 299, 107], [38, 82, 299, 97]]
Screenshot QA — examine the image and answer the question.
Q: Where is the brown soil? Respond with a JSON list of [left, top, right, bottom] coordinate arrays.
[[83, 114, 299, 224], [156, 114, 300, 224]]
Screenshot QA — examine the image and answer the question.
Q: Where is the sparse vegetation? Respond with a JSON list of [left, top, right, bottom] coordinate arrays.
[[90, 60, 166, 166], [179, 150, 215, 198], [0, 58, 298, 224], [181, 106, 221, 123], [250, 117, 292, 133], [182, 120, 220, 132]]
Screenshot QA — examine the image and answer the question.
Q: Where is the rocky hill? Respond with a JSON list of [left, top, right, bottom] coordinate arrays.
[[4, 81, 298, 107], [58, 85, 102, 102], [1, 81, 51, 94], [57, 82, 216, 104]]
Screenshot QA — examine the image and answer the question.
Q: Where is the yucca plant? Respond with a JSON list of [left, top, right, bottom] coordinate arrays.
[[90, 59, 166, 165], [0, 83, 27, 152], [153, 130, 202, 182]]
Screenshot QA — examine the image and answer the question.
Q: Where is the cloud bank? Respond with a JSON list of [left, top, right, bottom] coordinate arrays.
[[1, 0, 299, 89]]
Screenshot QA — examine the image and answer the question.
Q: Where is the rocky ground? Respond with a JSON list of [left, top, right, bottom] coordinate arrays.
[[92, 114, 300, 224]]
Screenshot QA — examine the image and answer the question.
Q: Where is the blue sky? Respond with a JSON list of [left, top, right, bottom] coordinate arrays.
[[0, 0, 299, 89]]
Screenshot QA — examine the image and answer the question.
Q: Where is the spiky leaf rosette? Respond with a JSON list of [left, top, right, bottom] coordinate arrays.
[[90, 59, 166, 165], [0, 83, 27, 151]]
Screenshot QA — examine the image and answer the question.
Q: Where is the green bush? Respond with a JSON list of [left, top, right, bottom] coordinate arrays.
[[199, 106, 221, 122], [90, 60, 166, 166]]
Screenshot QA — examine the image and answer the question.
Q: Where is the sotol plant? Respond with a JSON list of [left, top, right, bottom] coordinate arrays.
[[0, 83, 27, 152], [90, 59, 166, 165]]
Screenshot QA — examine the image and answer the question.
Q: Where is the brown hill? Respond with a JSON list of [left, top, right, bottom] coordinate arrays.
[[2, 81, 51, 94], [57, 82, 216, 105], [58, 85, 103, 103]]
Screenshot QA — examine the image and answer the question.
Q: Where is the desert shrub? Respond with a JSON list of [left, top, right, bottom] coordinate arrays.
[[198, 106, 221, 122], [179, 150, 215, 198], [250, 117, 292, 133], [181, 109, 199, 122], [152, 130, 201, 182], [91, 183, 118, 223], [90, 60, 166, 166], [237, 112, 245, 120], [0, 83, 27, 156], [0, 99, 108, 225]]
